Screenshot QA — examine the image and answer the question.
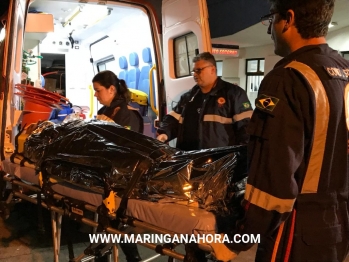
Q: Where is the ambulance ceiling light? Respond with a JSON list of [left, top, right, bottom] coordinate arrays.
[[62, 6, 83, 28], [62, 5, 111, 29]]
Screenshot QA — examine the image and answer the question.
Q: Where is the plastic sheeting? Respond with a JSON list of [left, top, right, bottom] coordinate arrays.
[[24, 120, 247, 216]]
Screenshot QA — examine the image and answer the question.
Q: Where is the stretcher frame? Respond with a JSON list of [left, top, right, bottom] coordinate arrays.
[[0, 164, 215, 262]]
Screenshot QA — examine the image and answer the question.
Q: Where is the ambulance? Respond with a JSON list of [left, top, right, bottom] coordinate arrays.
[[0, 0, 348, 156]]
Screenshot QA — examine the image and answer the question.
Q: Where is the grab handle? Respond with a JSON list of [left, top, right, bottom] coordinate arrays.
[[149, 65, 158, 116]]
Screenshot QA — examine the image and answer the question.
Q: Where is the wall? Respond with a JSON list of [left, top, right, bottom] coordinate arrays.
[[214, 44, 279, 106], [65, 47, 94, 110], [85, 11, 154, 78], [327, 26, 349, 52], [215, 25, 349, 105]]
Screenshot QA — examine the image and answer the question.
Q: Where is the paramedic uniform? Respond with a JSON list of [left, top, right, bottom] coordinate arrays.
[[98, 98, 143, 133], [158, 77, 253, 150], [229, 44, 349, 261]]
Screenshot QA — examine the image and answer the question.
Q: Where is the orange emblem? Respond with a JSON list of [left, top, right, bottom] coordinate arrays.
[[217, 97, 226, 106]]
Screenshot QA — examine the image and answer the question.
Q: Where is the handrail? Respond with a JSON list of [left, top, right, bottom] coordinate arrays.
[[88, 85, 94, 118], [149, 64, 158, 115]]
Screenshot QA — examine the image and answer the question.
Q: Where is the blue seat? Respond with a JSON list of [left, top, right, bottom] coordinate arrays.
[[118, 56, 128, 83], [127, 52, 140, 89], [139, 47, 157, 138], [138, 47, 152, 103]]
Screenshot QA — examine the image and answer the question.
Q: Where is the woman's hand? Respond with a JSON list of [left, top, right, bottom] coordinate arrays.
[[157, 134, 168, 142], [96, 114, 114, 123]]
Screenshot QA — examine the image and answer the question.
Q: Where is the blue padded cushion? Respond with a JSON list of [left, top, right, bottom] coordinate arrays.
[[119, 56, 128, 69], [129, 52, 139, 67], [142, 47, 152, 64], [127, 69, 140, 89], [119, 71, 127, 82]]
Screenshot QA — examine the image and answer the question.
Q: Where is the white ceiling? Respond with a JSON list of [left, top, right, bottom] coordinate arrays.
[[212, 0, 349, 48], [29, 0, 140, 40], [29, 0, 349, 48]]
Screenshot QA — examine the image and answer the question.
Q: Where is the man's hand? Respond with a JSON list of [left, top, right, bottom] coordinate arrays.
[[199, 233, 239, 261], [208, 241, 239, 261], [157, 134, 168, 142]]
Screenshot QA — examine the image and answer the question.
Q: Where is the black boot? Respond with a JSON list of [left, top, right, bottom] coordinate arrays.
[[184, 244, 207, 262], [119, 243, 142, 262]]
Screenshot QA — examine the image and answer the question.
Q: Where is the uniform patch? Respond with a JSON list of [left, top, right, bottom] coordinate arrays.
[[323, 66, 349, 81], [243, 102, 251, 109], [217, 97, 226, 107], [256, 94, 279, 112]]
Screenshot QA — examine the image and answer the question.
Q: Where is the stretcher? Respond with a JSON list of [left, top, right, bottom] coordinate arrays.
[[1, 120, 245, 262], [0, 157, 234, 262]]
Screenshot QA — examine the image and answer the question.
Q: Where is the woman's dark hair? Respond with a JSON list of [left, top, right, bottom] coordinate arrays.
[[92, 70, 131, 103], [269, 0, 334, 39]]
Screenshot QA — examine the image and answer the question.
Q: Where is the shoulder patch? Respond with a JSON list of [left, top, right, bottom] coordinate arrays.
[[242, 102, 251, 109], [255, 94, 279, 112], [323, 66, 349, 81]]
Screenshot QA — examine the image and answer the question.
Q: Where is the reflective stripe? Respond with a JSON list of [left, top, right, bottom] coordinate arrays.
[[344, 83, 349, 130], [285, 61, 329, 194], [233, 110, 253, 122], [245, 183, 295, 213], [169, 111, 181, 120], [203, 114, 233, 124]]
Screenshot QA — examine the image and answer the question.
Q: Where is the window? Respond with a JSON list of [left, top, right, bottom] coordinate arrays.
[[216, 61, 223, 77], [246, 58, 265, 92], [342, 51, 349, 60], [174, 32, 198, 78], [96, 57, 117, 72]]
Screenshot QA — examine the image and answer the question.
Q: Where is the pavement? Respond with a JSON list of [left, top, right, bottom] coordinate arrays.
[[0, 201, 259, 262]]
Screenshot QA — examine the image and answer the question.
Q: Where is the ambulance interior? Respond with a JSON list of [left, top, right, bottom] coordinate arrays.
[[21, 0, 160, 143], [16, 0, 349, 147]]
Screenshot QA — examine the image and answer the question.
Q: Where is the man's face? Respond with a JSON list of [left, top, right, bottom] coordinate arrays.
[[192, 60, 216, 88], [267, 6, 289, 57]]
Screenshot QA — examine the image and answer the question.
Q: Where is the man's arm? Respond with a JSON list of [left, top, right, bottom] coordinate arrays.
[[231, 87, 253, 145], [228, 72, 308, 251], [157, 94, 188, 142]]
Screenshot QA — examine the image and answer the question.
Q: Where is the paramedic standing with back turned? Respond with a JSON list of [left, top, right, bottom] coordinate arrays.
[[157, 52, 253, 150], [224, 0, 349, 261]]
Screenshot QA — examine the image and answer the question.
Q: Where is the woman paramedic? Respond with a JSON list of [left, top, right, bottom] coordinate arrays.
[[92, 70, 143, 134], [92, 70, 143, 262]]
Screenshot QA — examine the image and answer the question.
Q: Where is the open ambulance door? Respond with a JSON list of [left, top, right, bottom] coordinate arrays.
[[162, 0, 211, 115], [0, 0, 29, 159], [87, 0, 165, 137]]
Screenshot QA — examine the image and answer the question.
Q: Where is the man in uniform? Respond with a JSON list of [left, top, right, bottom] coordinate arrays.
[[157, 52, 253, 150], [223, 0, 349, 261]]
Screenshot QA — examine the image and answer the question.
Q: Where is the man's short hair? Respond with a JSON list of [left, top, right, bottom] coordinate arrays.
[[269, 0, 334, 38], [192, 52, 216, 68]]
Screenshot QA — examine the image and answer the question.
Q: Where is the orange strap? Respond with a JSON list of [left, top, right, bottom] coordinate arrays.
[[271, 221, 285, 262], [284, 209, 296, 262]]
